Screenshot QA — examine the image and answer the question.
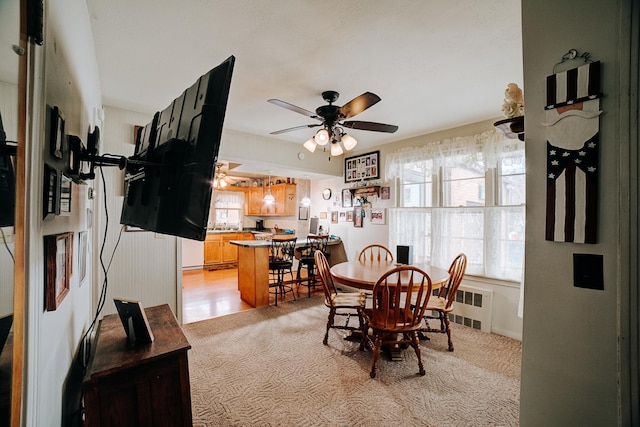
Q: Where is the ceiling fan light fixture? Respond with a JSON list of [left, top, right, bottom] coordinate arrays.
[[213, 178, 227, 189], [314, 129, 330, 146], [303, 138, 317, 152], [213, 162, 228, 189], [330, 142, 344, 157], [341, 133, 357, 150]]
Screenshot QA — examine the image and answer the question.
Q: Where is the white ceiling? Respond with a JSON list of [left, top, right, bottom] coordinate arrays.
[[86, 0, 522, 172]]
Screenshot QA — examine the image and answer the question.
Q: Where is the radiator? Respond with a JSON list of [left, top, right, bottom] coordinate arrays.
[[429, 283, 493, 333]]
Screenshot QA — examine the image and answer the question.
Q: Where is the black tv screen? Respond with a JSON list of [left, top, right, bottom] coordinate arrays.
[[0, 150, 15, 228], [120, 56, 235, 241]]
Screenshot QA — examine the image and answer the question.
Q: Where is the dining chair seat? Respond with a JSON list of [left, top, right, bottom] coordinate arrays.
[[420, 253, 467, 351], [425, 296, 447, 311], [315, 250, 368, 350], [331, 292, 367, 308]]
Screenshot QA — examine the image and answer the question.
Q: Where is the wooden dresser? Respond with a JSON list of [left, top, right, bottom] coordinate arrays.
[[83, 304, 192, 426]]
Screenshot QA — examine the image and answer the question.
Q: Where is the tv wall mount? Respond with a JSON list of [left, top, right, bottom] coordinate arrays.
[[67, 126, 158, 182]]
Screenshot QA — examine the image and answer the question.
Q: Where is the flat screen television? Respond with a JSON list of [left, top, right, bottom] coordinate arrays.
[[120, 55, 235, 241], [0, 111, 16, 227]]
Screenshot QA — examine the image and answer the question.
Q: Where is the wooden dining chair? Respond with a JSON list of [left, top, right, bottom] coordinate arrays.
[[421, 253, 467, 351], [365, 265, 432, 378], [358, 244, 394, 262], [314, 250, 368, 350], [296, 234, 329, 297], [268, 237, 297, 306]]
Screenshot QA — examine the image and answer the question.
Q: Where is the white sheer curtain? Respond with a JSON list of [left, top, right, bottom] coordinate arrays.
[[213, 191, 244, 208], [385, 130, 523, 180], [386, 130, 525, 314], [388, 207, 524, 282]]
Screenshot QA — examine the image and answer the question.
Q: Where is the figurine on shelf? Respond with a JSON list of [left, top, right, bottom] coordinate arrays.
[[502, 83, 525, 119]]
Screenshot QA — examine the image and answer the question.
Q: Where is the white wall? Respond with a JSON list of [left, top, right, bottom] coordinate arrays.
[[97, 107, 179, 319], [23, 0, 102, 425], [520, 0, 636, 425]]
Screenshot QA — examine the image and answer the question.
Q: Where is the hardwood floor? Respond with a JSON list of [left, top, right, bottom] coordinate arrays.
[[182, 267, 320, 324]]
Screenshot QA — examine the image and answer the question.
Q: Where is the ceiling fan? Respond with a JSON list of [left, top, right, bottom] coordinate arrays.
[[212, 162, 248, 189], [268, 91, 398, 156]]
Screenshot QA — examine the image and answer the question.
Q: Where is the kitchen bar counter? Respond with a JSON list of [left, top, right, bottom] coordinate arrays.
[[230, 236, 347, 307]]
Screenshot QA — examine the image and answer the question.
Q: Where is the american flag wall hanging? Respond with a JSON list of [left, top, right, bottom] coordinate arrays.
[[543, 59, 602, 243]]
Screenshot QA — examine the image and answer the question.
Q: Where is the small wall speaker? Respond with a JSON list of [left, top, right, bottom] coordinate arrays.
[[397, 245, 413, 265]]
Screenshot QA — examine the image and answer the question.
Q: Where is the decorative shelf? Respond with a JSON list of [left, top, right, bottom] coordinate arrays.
[[349, 185, 381, 198], [494, 116, 524, 141]]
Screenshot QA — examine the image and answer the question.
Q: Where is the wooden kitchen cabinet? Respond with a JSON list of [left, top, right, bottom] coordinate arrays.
[[222, 234, 238, 262], [205, 232, 252, 269], [247, 187, 265, 216], [83, 304, 192, 426], [245, 184, 296, 216], [204, 236, 222, 265]]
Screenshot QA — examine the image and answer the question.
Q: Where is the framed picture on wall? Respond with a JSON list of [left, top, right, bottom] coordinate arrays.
[[43, 164, 60, 220], [59, 175, 72, 216], [353, 207, 364, 227], [78, 231, 88, 285], [44, 232, 73, 311], [342, 189, 352, 207], [370, 208, 386, 225], [344, 150, 380, 183], [331, 211, 338, 223], [299, 206, 309, 220], [380, 186, 390, 200], [49, 106, 65, 159], [346, 210, 354, 222]]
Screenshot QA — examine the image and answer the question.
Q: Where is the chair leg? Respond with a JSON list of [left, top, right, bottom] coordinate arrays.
[[274, 275, 278, 306], [296, 263, 303, 294], [410, 331, 426, 376], [288, 269, 296, 301], [324, 308, 335, 345], [370, 335, 382, 378], [357, 309, 367, 351], [444, 315, 454, 351]]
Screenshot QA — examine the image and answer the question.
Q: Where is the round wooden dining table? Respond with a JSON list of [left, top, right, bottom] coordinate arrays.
[[330, 259, 449, 360], [330, 260, 449, 291]]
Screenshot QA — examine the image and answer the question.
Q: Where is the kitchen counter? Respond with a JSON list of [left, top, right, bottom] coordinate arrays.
[[229, 235, 340, 248], [231, 236, 347, 307]]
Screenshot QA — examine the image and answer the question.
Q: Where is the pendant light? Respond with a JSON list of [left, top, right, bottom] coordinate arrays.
[[263, 171, 275, 203], [300, 176, 311, 206]]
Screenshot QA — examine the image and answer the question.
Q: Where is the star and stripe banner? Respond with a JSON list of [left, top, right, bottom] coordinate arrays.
[[544, 61, 602, 243]]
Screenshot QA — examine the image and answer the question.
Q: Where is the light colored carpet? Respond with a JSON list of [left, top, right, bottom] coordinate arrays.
[[183, 295, 521, 426]]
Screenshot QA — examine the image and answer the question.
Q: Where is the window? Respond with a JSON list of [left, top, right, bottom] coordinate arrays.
[[208, 191, 244, 229], [386, 130, 525, 282]]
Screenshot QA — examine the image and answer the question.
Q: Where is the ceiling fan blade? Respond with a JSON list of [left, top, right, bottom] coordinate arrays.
[[342, 120, 398, 133], [270, 124, 322, 135], [339, 92, 381, 119], [268, 99, 318, 118]]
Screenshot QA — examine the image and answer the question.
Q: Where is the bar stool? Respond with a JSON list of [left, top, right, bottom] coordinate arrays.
[[296, 234, 329, 297], [268, 236, 297, 306]]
